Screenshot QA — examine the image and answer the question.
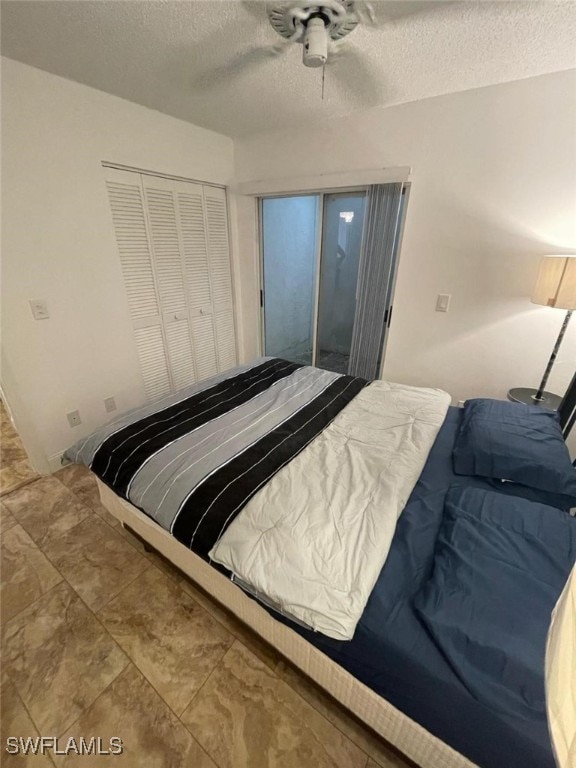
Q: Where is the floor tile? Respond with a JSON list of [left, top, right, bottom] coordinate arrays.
[[114, 523, 149, 551], [55, 462, 97, 496], [181, 641, 367, 768], [1, 402, 20, 434], [41, 515, 148, 611], [146, 549, 186, 582], [54, 664, 216, 767], [180, 576, 282, 672], [1, 524, 62, 624], [93, 499, 123, 528], [55, 464, 118, 524], [1, 401, 13, 429], [277, 662, 413, 768], [0, 403, 37, 495], [98, 567, 233, 715], [1, 501, 18, 533], [1, 681, 56, 767], [2, 476, 91, 548], [116, 526, 212, 585], [117, 528, 208, 585], [0, 461, 37, 496], [1, 435, 30, 467], [2, 581, 128, 736]]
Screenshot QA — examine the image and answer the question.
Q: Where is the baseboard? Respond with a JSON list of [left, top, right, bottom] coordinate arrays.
[[48, 451, 71, 473]]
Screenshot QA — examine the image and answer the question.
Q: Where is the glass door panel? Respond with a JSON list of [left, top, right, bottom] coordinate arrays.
[[316, 192, 366, 374], [261, 196, 319, 365]]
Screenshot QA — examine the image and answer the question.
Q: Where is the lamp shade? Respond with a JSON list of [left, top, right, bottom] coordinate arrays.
[[531, 255, 576, 310]]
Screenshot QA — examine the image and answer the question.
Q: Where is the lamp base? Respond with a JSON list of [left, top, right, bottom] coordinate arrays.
[[507, 387, 562, 411]]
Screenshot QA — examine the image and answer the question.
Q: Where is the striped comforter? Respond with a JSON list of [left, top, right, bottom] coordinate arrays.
[[67, 358, 450, 639]]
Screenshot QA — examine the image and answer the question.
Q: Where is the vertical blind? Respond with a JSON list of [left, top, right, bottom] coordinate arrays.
[[348, 183, 404, 380], [105, 167, 237, 400]]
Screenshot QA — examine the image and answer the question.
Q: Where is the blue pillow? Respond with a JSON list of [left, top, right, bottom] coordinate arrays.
[[453, 398, 576, 508]]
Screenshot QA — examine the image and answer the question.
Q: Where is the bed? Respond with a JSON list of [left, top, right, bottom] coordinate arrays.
[[65, 358, 576, 768]]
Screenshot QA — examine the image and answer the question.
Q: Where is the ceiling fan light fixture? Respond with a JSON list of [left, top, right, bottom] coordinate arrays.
[[267, 1, 359, 68], [303, 16, 329, 68]]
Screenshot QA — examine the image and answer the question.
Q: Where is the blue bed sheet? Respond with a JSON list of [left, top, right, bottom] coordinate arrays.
[[275, 407, 564, 768], [415, 486, 575, 725]]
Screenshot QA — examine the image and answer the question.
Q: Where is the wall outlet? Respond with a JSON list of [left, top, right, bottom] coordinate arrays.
[[457, 400, 465, 408], [435, 294, 451, 313], [66, 410, 81, 428], [29, 299, 50, 320], [104, 397, 117, 413]]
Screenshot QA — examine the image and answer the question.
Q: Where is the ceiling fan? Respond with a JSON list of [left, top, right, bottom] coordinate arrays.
[[194, 1, 446, 106], [265, 0, 369, 68]]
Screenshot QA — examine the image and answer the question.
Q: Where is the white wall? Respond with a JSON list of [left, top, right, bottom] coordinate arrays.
[[1, 58, 235, 472], [234, 71, 576, 423]]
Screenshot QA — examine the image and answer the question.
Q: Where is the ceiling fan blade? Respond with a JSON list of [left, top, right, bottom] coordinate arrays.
[[353, 0, 456, 28], [192, 42, 290, 90], [351, 1, 376, 26], [326, 42, 385, 107], [240, 1, 269, 22]]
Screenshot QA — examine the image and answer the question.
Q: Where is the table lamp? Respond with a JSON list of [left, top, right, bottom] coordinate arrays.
[[510, 255, 576, 408]]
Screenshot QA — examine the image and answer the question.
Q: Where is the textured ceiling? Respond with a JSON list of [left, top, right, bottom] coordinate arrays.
[[2, 0, 575, 138]]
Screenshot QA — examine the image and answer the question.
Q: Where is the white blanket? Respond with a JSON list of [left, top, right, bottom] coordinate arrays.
[[210, 381, 451, 640]]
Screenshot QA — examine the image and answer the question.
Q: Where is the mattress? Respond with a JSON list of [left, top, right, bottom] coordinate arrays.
[[272, 407, 561, 768]]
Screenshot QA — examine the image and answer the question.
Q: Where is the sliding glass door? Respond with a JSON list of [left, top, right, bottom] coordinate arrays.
[[261, 195, 319, 365], [260, 186, 407, 376]]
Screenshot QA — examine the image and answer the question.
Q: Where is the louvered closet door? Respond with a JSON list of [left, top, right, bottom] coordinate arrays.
[[204, 186, 237, 371], [105, 168, 171, 400], [173, 180, 219, 380], [106, 167, 236, 400], [141, 175, 196, 391]]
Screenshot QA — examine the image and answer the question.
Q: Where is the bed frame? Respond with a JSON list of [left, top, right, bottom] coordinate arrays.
[[97, 478, 477, 768]]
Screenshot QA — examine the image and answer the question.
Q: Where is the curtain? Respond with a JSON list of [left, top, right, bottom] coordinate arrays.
[[348, 183, 404, 379]]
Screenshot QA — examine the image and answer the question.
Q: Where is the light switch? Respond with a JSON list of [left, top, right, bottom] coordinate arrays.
[[104, 397, 117, 413], [436, 294, 451, 312], [29, 299, 50, 320]]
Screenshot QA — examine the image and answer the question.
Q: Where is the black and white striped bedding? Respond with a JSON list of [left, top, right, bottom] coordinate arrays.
[[67, 358, 366, 558]]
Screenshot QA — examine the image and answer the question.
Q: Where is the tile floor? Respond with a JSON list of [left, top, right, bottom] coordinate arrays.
[[0, 404, 38, 496], [0, 402, 414, 768]]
